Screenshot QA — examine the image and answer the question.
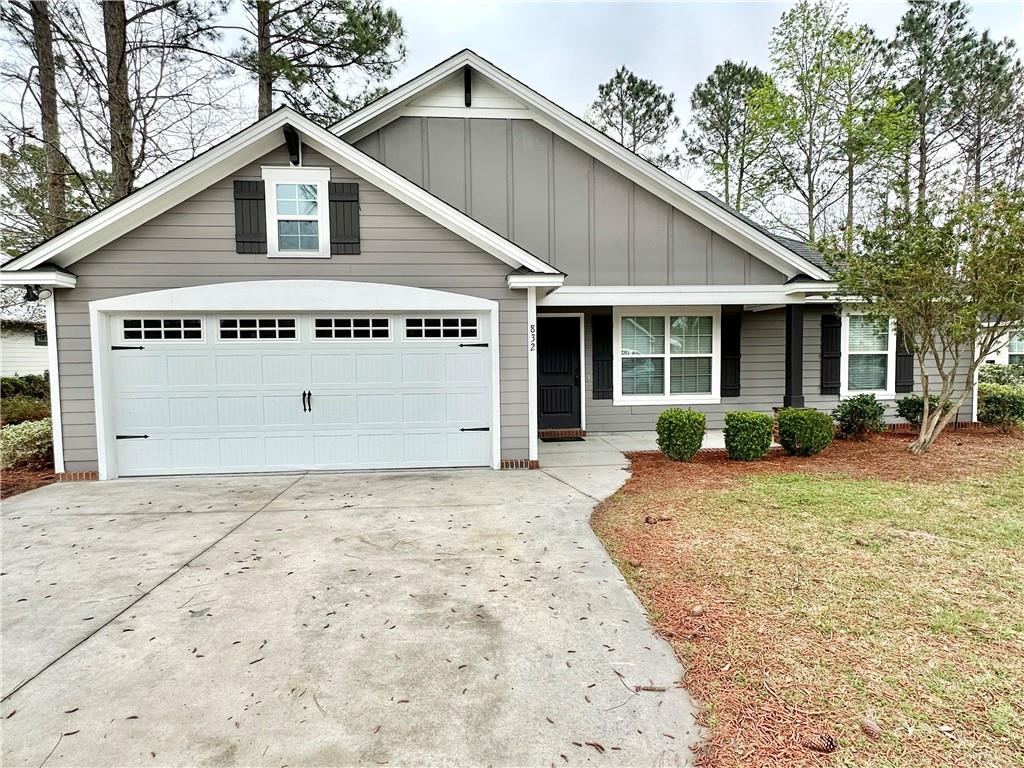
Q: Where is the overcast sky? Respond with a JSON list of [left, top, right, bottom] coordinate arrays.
[[385, 0, 1024, 119]]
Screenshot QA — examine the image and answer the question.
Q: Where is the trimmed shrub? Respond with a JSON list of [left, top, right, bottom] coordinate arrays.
[[978, 383, 1024, 433], [0, 395, 51, 425], [0, 418, 53, 468], [656, 408, 705, 462], [895, 394, 954, 431], [723, 411, 773, 461], [978, 363, 1024, 388], [1, 372, 50, 400], [832, 394, 887, 439], [777, 408, 834, 456]]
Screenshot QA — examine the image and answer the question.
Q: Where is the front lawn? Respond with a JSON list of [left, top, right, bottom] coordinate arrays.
[[592, 432, 1024, 767]]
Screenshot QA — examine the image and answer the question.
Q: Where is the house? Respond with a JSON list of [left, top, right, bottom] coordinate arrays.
[[0, 50, 975, 481], [0, 320, 49, 377]]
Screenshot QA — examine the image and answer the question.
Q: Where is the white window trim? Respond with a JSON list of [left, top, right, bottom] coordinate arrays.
[[119, 317, 205, 344], [403, 315, 480, 341], [612, 305, 721, 406], [840, 312, 897, 400], [216, 316, 300, 343], [262, 166, 331, 258], [311, 316, 392, 342]]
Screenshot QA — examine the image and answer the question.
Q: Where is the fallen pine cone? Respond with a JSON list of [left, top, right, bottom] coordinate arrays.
[[804, 734, 838, 753], [859, 718, 883, 740]]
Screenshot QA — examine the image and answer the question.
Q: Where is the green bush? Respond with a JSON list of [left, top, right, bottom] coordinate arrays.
[[776, 408, 835, 456], [656, 408, 705, 462], [895, 394, 954, 430], [723, 411, 773, 461], [0, 394, 51, 425], [0, 418, 53, 468], [832, 394, 887, 439], [977, 383, 1024, 433], [978, 363, 1024, 388], [1, 372, 50, 400]]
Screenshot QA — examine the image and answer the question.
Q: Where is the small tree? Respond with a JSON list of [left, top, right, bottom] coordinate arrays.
[[832, 187, 1024, 453], [586, 66, 681, 169]]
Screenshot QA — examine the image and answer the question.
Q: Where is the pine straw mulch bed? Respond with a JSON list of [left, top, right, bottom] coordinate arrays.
[[591, 430, 1024, 768], [1, 465, 56, 499]]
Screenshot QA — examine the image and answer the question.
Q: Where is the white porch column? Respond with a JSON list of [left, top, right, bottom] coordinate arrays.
[[527, 286, 538, 463], [44, 291, 65, 473]]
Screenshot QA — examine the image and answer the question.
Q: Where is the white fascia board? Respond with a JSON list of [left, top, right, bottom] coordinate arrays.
[[507, 273, 565, 289], [334, 51, 832, 282], [0, 269, 78, 287], [538, 283, 837, 307], [7, 105, 558, 277]]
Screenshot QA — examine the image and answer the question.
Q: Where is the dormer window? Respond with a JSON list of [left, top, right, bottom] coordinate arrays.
[[262, 167, 331, 258]]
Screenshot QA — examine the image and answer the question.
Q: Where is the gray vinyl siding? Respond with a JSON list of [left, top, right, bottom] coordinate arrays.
[[356, 117, 788, 287], [572, 308, 976, 433], [54, 146, 528, 473]]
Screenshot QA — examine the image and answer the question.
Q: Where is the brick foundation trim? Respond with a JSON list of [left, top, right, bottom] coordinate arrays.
[[500, 458, 540, 470], [57, 471, 99, 482], [538, 428, 586, 440]]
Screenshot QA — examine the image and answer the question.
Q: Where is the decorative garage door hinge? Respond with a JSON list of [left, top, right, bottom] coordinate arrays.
[[111, 345, 145, 350], [458, 342, 488, 348], [459, 427, 490, 432], [116, 434, 150, 440]]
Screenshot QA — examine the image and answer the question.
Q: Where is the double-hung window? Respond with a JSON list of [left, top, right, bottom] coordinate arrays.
[[615, 308, 720, 404], [262, 167, 330, 258], [1009, 332, 1024, 366], [841, 314, 895, 398]]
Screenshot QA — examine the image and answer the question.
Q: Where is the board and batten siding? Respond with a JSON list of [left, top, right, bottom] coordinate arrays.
[[0, 327, 48, 377], [53, 146, 529, 473], [355, 117, 787, 287], [574, 308, 975, 433]]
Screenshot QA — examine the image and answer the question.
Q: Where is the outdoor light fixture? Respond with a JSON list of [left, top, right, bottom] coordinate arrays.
[[22, 285, 52, 302]]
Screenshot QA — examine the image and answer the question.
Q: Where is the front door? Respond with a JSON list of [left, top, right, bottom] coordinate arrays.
[[537, 316, 581, 430]]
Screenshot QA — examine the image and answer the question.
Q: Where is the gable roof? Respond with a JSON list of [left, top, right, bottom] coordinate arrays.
[[332, 49, 832, 283], [2, 107, 561, 277], [695, 191, 830, 275]]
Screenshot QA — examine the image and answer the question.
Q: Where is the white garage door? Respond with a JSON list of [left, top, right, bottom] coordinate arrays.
[[108, 312, 492, 476]]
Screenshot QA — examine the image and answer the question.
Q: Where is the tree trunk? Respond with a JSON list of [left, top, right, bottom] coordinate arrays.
[[102, 0, 132, 199], [845, 152, 854, 253], [29, 0, 65, 235], [256, 0, 273, 117], [916, 106, 927, 215]]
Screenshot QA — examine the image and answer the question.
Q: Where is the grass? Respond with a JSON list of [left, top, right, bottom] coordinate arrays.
[[592, 434, 1024, 768]]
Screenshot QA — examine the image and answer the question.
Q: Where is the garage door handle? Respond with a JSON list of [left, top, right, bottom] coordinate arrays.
[[460, 427, 490, 432], [308, 391, 313, 411], [116, 434, 149, 440], [302, 391, 309, 412], [112, 345, 145, 350], [459, 342, 488, 348]]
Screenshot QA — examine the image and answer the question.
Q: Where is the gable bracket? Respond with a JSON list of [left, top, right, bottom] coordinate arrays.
[[283, 124, 301, 165]]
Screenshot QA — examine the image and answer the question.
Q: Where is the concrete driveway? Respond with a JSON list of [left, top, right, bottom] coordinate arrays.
[[1, 457, 700, 767]]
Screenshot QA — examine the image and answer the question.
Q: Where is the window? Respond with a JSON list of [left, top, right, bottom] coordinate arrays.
[[122, 318, 202, 341], [314, 317, 390, 340], [219, 318, 296, 341], [262, 167, 330, 258], [615, 309, 720, 403], [1009, 332, 1024, 366], [405, 317, 478, 340], [33, 329, 47, 346], [841, 314, 895, 397]]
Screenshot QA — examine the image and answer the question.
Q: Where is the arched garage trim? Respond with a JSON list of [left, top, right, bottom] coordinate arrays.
[[90, 280, 502, 479]]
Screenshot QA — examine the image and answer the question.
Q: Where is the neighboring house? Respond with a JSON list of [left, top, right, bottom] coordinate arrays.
[[986, 330, 1024, 367], [0, 320, 49, 377], [0, 50, 975, 481]]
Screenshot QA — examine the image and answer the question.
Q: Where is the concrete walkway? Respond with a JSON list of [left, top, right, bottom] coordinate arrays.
[[1, 462, 701, 766]]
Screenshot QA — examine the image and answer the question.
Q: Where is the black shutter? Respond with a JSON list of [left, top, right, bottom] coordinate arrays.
[[233, 180, 267, 254], [721, 307, 741, 397], [820, 312, 841, 395], [592, 315, 613, 400], [895, 327, 914, 393], [329, 182, 360, 255]]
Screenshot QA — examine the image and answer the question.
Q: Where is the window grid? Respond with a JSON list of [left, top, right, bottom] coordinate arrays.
[[620, 315, 714, 396], [218, 317, 297, 341], [314, 317, 390, 340], [123, 318, 203, 341], [405, 317, 478, 340]]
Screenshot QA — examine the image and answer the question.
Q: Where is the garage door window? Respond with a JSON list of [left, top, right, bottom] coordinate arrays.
[[122, 318, 203, 341], [405, 317, 478, 340], [219, 318, 297, 341], [314, 317, 390, 340]]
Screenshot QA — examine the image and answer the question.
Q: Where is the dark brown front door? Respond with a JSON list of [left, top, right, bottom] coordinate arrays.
[[537, 316, 581, 430]]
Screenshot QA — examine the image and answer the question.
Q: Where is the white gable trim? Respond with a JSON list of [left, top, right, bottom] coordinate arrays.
[[3, 107, 558, 276], [334, 50, 831, 283]]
